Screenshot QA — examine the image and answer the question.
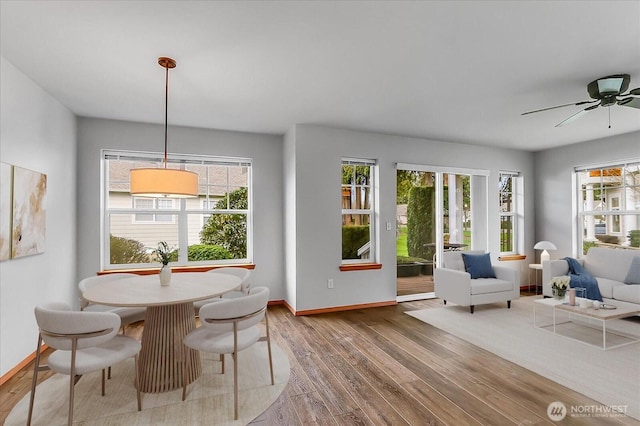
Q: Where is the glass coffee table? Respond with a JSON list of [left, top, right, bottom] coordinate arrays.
[[534, 298, 640, 350]]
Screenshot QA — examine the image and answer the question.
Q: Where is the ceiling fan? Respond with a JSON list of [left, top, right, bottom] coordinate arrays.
[[522, 73, 640, 127]]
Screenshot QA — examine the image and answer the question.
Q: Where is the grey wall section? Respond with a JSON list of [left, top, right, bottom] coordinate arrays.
[[534, 131, 640, 260], [289, 124, 535, 312], [76, 117, 285, 300], [0, 57, 77, 376]]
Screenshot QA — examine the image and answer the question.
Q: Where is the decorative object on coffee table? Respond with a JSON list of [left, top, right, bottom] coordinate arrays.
[[550, 275, 570, 300]]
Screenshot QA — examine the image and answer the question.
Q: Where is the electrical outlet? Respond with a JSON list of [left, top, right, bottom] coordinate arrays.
[[328, 279, 334, 289]]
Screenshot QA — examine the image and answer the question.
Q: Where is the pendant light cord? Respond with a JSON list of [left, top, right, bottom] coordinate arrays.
[[164, 64, 169, 168]]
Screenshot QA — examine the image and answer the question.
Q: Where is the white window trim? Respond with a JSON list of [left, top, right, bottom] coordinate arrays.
[[341, 158, 378, 264], [499, 171, 520, 255], [101, 149, 253, 270], [574, 159, 640, 254]]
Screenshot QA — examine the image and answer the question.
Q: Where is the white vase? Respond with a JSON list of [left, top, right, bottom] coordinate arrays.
[[159, 265, 172, 286]]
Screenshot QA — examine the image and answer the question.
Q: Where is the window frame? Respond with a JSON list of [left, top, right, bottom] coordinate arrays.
[[341, 158, 378, 265], [101, 150, 253, 270]]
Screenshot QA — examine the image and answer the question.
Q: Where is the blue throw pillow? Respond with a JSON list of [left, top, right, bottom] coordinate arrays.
[[462, 253, 496, 279], [624, 257, 640, 285]]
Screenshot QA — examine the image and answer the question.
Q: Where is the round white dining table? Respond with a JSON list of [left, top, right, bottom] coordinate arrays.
[[82, 272, 241, 393]]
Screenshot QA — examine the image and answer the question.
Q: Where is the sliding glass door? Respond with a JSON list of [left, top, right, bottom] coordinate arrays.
[[396, 164, 488, 302]]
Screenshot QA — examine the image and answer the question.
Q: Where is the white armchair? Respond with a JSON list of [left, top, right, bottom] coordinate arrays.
[[28, 302, 142, 426], [434, 250, 519, 313]]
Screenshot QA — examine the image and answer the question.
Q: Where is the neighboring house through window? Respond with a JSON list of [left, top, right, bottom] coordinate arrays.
[[341, 158, 377, 264], [103, 150, 252, 269]]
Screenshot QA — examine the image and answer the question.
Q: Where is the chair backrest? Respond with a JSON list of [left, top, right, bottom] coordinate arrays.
[[207, 267, 252, 293], [78, 273, 138, 308], [199, 286, 269, 332], [34, 302, 121, 350], [441, 250, 485, 271]]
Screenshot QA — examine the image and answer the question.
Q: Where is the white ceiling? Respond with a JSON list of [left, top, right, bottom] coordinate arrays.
[[2, 1, 639, 152]]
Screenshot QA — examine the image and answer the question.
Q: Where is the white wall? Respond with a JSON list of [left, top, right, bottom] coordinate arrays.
[[283, 126, 297, 310], [76, 117, 285, 300], [288, 124, 534, 312], [534, 131, 640, 260], [0, 57, 77, 376]]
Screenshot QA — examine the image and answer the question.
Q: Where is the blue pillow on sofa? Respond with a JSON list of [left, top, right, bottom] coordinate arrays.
[[461, 253, 496, 279], [624, 257, 640, 285]]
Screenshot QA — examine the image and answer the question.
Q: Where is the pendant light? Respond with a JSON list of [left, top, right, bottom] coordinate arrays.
[[130, 57, 198, 198]]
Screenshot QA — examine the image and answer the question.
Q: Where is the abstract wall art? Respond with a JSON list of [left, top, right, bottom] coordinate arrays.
[[0, 163, 48, 261]]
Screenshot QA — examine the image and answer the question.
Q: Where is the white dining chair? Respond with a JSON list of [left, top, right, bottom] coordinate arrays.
[[28, 302, 142, 426], [78, 273, 146, 333], [193, 268, 252, 315], [182, 286, 274, 420]]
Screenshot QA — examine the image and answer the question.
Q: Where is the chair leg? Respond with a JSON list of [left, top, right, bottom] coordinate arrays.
[[443, 300, 447, 305], [27, 334, 43, 426], [507, 300, 511, 309], [135, 354, 141, 411], [68, 338, 78, 426], [220, 353, 225, 374], [101, 369, 106, 396], [470, 305, 475, 314], [108, 366, 111, 379], [233, 352, 238, 420], [182, 346, 189, 401], [265, 311, 274, 385]]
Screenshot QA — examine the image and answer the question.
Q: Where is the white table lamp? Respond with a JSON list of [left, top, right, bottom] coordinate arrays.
[[534, 241, 557, 263]]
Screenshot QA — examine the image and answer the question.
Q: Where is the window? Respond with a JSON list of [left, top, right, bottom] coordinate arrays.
[[575, 160, 640, 254], [341, 158, 377, 264], [102, 150, 252, 269], [499, 171, 519, 254]]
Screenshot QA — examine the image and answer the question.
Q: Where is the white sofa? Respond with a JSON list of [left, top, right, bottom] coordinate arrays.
[[434, 250, 520, 313], [542, 247, 640, 306]]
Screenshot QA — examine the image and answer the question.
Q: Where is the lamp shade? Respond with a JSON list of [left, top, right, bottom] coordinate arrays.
[[534, 241, 557, 251], [130, 168, 198, 198]]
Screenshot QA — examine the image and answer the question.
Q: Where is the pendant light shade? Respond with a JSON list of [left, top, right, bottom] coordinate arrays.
[[130, 168, 198, 198], [130, 57, 198, 198]]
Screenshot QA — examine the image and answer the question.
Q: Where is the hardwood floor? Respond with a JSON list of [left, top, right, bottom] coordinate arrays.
[[2, 299, 637, 425]]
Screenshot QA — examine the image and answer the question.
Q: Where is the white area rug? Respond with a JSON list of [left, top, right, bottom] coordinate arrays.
[[6, 342, 290, 425], [406, 296, 640, 420]]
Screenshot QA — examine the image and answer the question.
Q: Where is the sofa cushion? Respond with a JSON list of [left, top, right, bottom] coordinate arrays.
[[612, 284, 640, 304], [595, 278, 624, 299], [442, 250, 484, 272], [624, 256, 640, 285], [462, 253, 496, 279], [585, 247, 640, 283], [470, 279, 512, 295]]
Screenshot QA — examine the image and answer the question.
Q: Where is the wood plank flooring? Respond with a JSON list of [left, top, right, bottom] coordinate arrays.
[[2, 299, 637, 425]]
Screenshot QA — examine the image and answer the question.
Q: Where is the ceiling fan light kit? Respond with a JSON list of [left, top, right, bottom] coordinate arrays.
[[130, 57, 198, 198], [522, 73, 640, 127]]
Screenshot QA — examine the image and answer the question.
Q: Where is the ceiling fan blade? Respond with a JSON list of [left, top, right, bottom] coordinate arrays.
[[629, 87, 640, 96], [555, 104, 599, 127], [521, 100, 598, 116], [618, 96, 640, 109]]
